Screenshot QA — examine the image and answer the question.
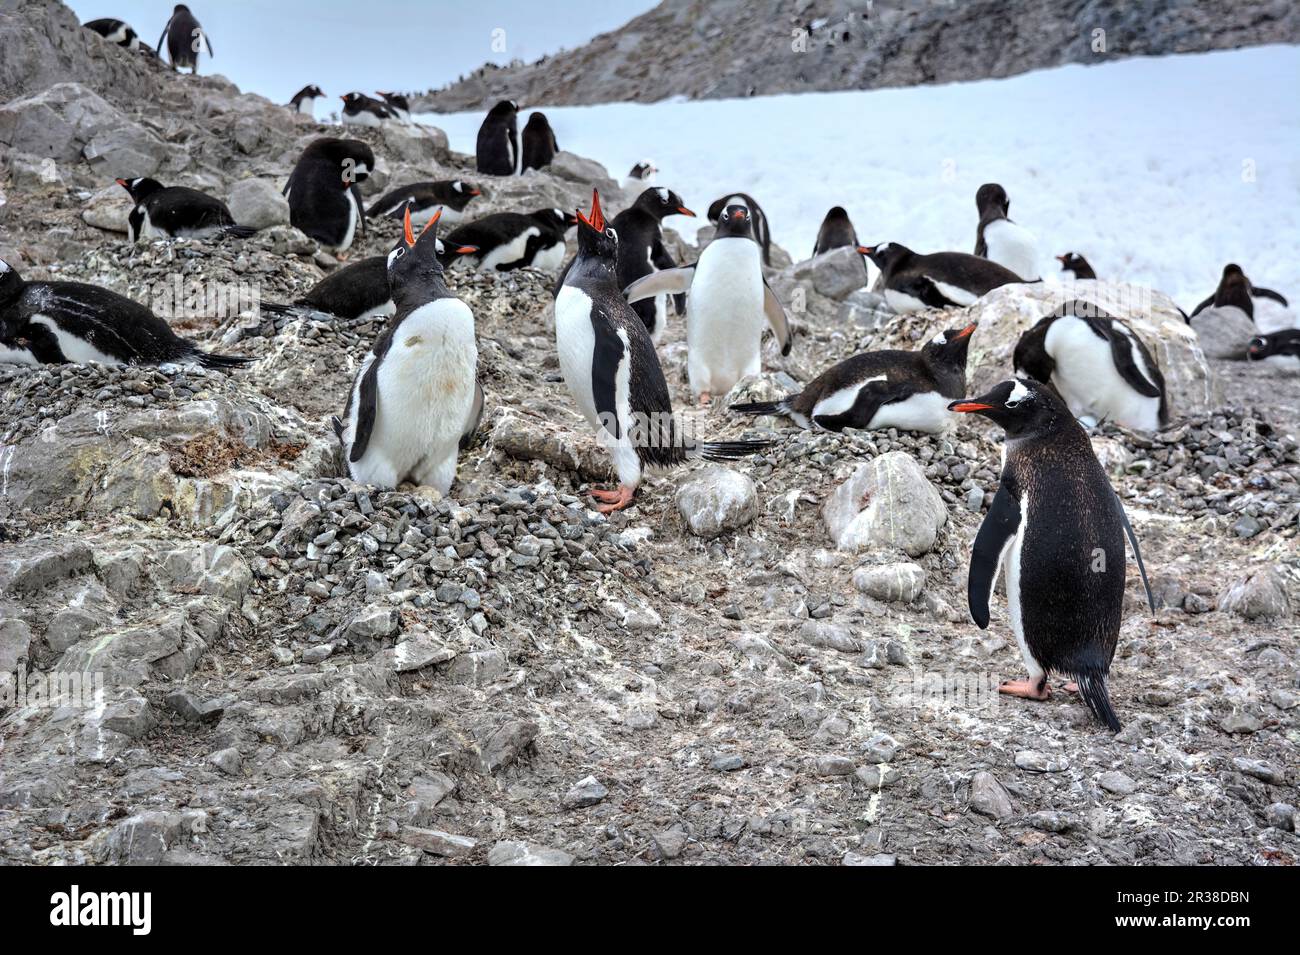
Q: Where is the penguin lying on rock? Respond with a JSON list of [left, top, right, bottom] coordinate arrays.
[[1248, 330, 1300, 367], [1014, 301, 1168, 431], [859, 242, 1022, 313], [950, 377, 1154, 732], [366, 180, 483, 227], [341, 92, 395, 127], [333, 209, 482, 491], [554, 190, 772, 514], [376, 92, 411, 123], [732, 324, 975, 432], [446, 209, 576, 272], [84, 17, 141, 49], [0, 256, 248, 370], [116, 177, 257, 243]]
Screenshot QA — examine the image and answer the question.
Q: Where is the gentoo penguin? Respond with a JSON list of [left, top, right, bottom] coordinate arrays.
[[859, 242, 1022, 313], [285, 138, 374, 256], [952, 378, 1153, 731], [333, 208, 480, 491], [116, 177, 256, 242], [623, 160, 657, 191], [446, 209, 576, 272], [1248, 329, 1300, 366], [376, 91, 411, 123], [706, 193, 772, 265], [157, 4, 211, 74], [972, 183, 1040, 281], [520, 113, 560, 171], [262, 239, 479, 324], [626, 202, 792, 404], [1056, 252, 1096, 280], [476, 100, 520, 176], [1189, 264, 1292, 334], [0, 256, 247, 370], [608, 187, 695, 342], [340, 92, 394, 127], [1014, 301, 1168, 431], [812, 206, 863, 261], [366, 180, 482, 227], [732, 324, 976, 432], [554, 190, 770, 513], [289, 85, 325, 116], [84, 17, 140, 50]]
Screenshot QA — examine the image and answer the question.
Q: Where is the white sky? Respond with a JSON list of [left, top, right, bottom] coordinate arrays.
[[66, 0, 656, 104]]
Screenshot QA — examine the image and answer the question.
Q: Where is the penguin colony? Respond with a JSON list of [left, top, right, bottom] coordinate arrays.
[[22, 10, 1296, 734]]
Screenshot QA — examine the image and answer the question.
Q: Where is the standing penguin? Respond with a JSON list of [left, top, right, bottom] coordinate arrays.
[[812, 206, 862, 259], [84, 18, 141, 49], [366, 180, 483, 227], [950, 378, 1154, 731], [625, 201, 791, 404], [156, 4, 211, 74], [554, 191, 771, 513], [289, 85, 325, 116], [476, 100, 520, 176], [1189, 264, 1292, 334], [731, 324, 976, 432], [608, 187, 695, 342], [285, 138, 375, 256], [116, 177, 255, 242], [520, 112, 560, 171], [859, 242, 1022, 313], [1056, 252, 1096, 280], [706, 193, 772, 265], [973, 183, 1040, 281], [1014, 301, 1168, 431], [334, 208, 480, 492]]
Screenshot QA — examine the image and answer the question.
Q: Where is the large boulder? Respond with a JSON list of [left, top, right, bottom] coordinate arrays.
[[675, 467, 759, 538], [792, 247, 870, 301], [227, 178, 290, 230], [823, 451, 947, 555], [1189, 306, 1255, 361]]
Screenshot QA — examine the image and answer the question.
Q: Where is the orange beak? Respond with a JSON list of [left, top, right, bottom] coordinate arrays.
[[469, 187, 481, 196], [577, 188, 605, 231], [1055, 254, 1067, 264], [420, 207, 442, 237], [857, 245, 874, 256], [115, 178, 129, 188], [403, 206, 416, 247], [955, 323, 977, 339], [950, 402, 993, 413], [677, 206, 696, 217], [455, 244, 477, 255]]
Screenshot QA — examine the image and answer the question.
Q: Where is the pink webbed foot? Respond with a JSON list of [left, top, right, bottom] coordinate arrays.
[[999, 677, 1051, 700], [591, 485, 635, 513]]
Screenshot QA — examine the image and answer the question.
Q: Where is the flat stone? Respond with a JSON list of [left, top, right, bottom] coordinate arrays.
[[1015, 750, 1069, 773], [487, 841, 575, 866], [969, 770, 1014, 819], [562, 775, 609, 809]]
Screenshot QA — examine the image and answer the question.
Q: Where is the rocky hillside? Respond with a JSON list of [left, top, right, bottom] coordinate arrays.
[[414, 0, 1300, 111], [1, 1, 1297, 866]]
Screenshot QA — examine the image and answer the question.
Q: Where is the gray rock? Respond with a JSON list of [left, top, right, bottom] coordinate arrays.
[[798, 246, 869, 300], [836, 287, 892, 329], [0, 618, 33, 673], [81, 183, 133, 233], [824, 452, 947, 555], [675, 467, 759, 538], [862, 732, 900, 764], [843, 851, 897, 866], [208, 747, 243, 776], [651, 823, 689, 860], [1218, 566, 1291, 620], [815, 755, 855, 776], [487, 841, 575, 866], [1232, 757, 1283, 785], [1028, 811, 1074, 833], [446, 648, 507, 685], [164, 690, 224, 723], [400, 827, 477, 857], [852, 561, 925, 603], [479, 719, 539, 774], [1190, 306, 1256, 360], [1015, 750, 1069, 773], [1265, 803, 1296, 832], [1221, 711, 1262, 734], [226, 178, 290, 230], [562, 775, 609, 809], [969, 770, 1014, 818], [711, 754, 746, 772], [1097, 771, 1138, 796], [346, 605, 399, 643]]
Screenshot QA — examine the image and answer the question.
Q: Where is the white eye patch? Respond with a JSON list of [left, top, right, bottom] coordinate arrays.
[[453, 181, 463, 193], [1008, 379, 1032, 403], [386, 246, 405, 268], [656, 187, 669, 203], [930, 332, 947, 345]]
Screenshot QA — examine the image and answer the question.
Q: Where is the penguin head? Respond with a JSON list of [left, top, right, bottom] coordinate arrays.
[[387, 206, 446, 283], [525, 112, 550, 128], [532, 208, 578, 232], [1056, 252, 1094, 278], [451, 180, 482, 197], [115, 177, 163, 202], [857, 242, 910, 272], [433, 235, 478, 268], [629, 160, 657, 182], [0, 256, 23, 304], [489, 100, 519, 118], [923, 323, 977, 369], [949, 377, 1063, 437], [825, 206, 850, 221], [976, 183, 1010, 218], [308, 138, 375, 186], [635, 187, 695, 220], [575, 189, 617, 259], [1247, 335, 1270, 361], [715, 203, 755, 239]]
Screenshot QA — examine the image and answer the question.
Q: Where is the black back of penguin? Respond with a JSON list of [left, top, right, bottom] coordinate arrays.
[[972, 183, 1009, 257], [610, 187, 693, 331], [521, 113, 559, 171], [85, 18, 139, 48], [117, 176, 238, 237], [286, 138, 374, 248], [476, 100, 519, 176], [158, 4, 211, 71], [812, 206, 860, 258]]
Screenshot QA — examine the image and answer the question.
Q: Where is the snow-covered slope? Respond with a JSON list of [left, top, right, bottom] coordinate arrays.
[[420, 45, 1300, 310]]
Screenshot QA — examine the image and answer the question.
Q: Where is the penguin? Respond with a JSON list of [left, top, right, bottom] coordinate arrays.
[[366, 180, 482, 227], [973, 183, 1040, 281], [554, 190, 771, 513], [606, 187, 695, 342], [706, 193, 772, 265], [333, 208, 480, 492], [84, 18, 140, 50], [476, 100, 520, 176], [1056, 252, 1096, 280], [625, 202, 792, 404], [732, 323, 976, 432], [289, 85, 325, 116], [0, 256, 247, 370], [812, 206, 863, 262], [115, 177, 256, 242], [859, 242, 1022, 313], [950, 377, 1154, 731], [1248, 329, 1300, 366], [445, 209, 576, 272], [623, 160, 657, 191], [284, 138, 375, 255], [1189, 264, 1292, 334], [262, 238, 479, 324], [1014, 301, 1168, 431], [156, 4, 211, 74], [520, 112, 560, 171], [340, 92, 394, 127], [376, 91, 411, 123]]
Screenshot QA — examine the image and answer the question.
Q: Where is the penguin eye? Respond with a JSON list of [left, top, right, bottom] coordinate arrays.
[[606, 228, 617, 240], [1004, 399, 1021, 409]]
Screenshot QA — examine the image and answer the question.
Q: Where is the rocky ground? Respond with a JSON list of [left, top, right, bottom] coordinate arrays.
[[414, 0, 1300, 111], [0, 1, 1297, 866]]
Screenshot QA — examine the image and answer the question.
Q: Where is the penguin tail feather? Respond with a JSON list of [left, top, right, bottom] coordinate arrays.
[[1075, 671, 1121, 733], [729, 399, 786, 417], [196, 351, 252, 370], [260, 302, 300, 319], [331, 415, 344, 443], [221, 225, 258, 239], [696, 439, 773, 462]]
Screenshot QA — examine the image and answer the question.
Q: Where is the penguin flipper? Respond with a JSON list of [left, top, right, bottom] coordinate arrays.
[[1101, 323, 1163, 399], [1188, 293, 1213, 320], [350, 356, 382, 464], [624, 266, 694, 304], [460, 380, 485, 451], [1114, 491, 1156, 615], [1253, 286, 1289, 307], [811, 381, 909, 432], [762, 278, 792, 356], [922, 275, 979, 308], [968, 484, 1021, 629], [892, 275, 951, 310]]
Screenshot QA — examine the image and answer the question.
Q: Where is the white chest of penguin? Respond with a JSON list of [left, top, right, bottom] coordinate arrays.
[[982, 218, 1040, 281], [687, 238, 764, 389], [375, 302, 477, 440], [1044, 317, 1161, 431]]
